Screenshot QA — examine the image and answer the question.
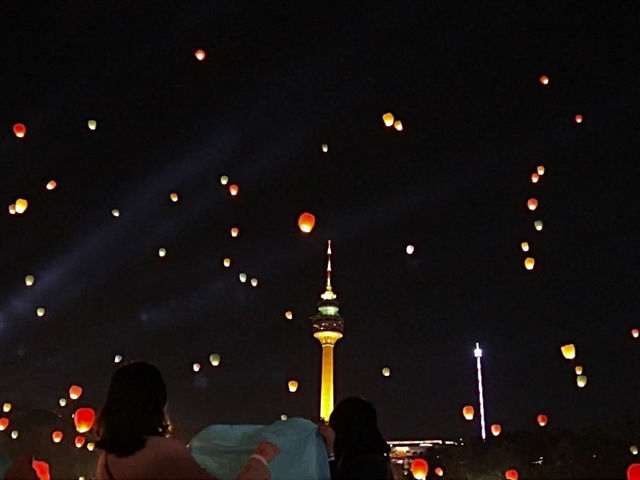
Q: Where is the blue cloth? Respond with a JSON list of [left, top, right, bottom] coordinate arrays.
[[189, 418, 330, 480]]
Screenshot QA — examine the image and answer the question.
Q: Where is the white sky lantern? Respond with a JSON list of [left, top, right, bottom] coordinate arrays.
[[230, 227, 239, 237], [87, 442, 95, 451], [11, 430, 19, 439], [239, 273, 247, 283], [59, 398, 67, 407], [393, 120, 403, 131], [170, 193, 179, 202], [192, 363, 201, 373], [87, 120, 97, 130], [114, 354, 123, 363], [406, 244, 415, 255], [25, 275, 35, 286], [158, 248, 167, 258], [209, 353, 221, 366], [537, 165, 545, 175], [630, 445, 638, 455], [280, 414, 288, 421], [223, 258, 231, 268], [36, 307, 46, 317], [520, 242, 529, 252], [220, 175, 229, 185], [576, 375, 588, 388], [534, 220, 544, 231], [321, 144, 329, 153], [250, 277, 258, 287], [382, 367, 391, 377], [8, 204, 16, 215], [111, 209, 120, 217]]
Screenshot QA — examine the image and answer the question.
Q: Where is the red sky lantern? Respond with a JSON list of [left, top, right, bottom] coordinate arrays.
[[74, 407, 95, 433], [628, 464, 640, 480], [537, 414, 548, 426], [539, 75, 549, 85], [462, 405, 474, 420], [574, 114, 583, 124], [69, 384, 83, 400], [230, 227, 239, 237], [298, 212, 316, 233], [505, 469, 518, 480], [31, 460, 51, 480], [229, 184, 239, 196], [411, 458, 428, 480], [531, 173, 539, 183], [434, 467, 444, 477], [632, 328, 639, 338], [75, 435, 86, 448], [194, 49, 206, 61], [491, 424, 502, 436], [13, 123, 26, 138], [51, 430, 63, 443], [0, 417, 9, 430], [527, 198, 538, 211]]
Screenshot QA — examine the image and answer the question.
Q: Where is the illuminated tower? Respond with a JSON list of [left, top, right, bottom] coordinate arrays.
[[474, 342, 486, 441], [311, 240, 344, 421]]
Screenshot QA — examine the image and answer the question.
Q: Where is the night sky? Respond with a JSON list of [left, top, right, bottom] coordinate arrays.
[[1, 3, 638, 443]]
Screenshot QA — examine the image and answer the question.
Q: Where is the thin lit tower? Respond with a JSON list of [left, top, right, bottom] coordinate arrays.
[[311, 240, 344, 421], [474, 342, 486, 441]]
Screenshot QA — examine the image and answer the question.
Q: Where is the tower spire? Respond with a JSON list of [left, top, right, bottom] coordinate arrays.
[[321, 240, 336, 301]]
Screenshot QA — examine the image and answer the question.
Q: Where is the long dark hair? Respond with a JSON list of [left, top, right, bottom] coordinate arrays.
[[329, 397, 390, 461], [95, 361, 171, 456]]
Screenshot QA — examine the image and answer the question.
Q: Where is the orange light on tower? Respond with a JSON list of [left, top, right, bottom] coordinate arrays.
[[51, 430, 63, 443], [74, 407, 95, 433], [298, 212, 316, 233], [69, 385, 83, 400], [539, 75, 549, 85], [411, 459, 428, 480], [491, 424, 502, 436], [194, 49, 206, 61], [560, 344, 576, 360], [527, 198, 539, 211], [229, 184, 239, 196], [462, 405, 474, 420], [537, 414, 548, 426], [13, 123, 26, 138], [505, 469, 519, 480]]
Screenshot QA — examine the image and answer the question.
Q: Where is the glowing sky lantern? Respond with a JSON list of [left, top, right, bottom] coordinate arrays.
[[630, 445, 638, 455], [220, 175, 229, 185], [534, 219, 543, 231], [537, 165, 545, 175], [561, 344, 576, 360], [381, 367, 391, 377], [321, 144, 329, 153], [520, 242, 529, 252], [209, 353, 221, 366], [87, 441, 95, 451], [0, 417, 9, 431], [576, 375, 588, 388], [629, 464, 640, 480], [15, 198, 28, 214], [539, 75, 549, 85], [575, 365, 583, 375], [491, 424, 502, 436], [170, 193, 179, 202], [462, 405, 474, 420], [69, 385, 83, 400], [52, 430, 63, 443], [13, 123, 26, 138], [192, 363, 201, 372], [411, 458, 428, 480], [111, 209, 120, 217], [632, 328, 639, 338], [59, 398, 67, 407], [527, 198, 539, 211], [531, 173, 540, 183], [158, 248, 167, 257], [250, 277, 258, 287], [11, 430, 19, 439], [75, 435, 86, 448], [8, 204, 16, 215], [239, 272, 247, 283], [231, 227, 239, 237], [382, 112, 394, 127], [288, 380, 299, 392], [505, 469, 518, 480], [87, 119, 97, 130], [229, 184, 239, 196], [524, 257, 535, 270], [537, 414, 548, 426], [285, 311, 293, 320], [32, 459, 50, 480], [406, 244, 415, 255], [114, 354, 123, 363], [393, 120, 403, 131], [74, 407, 95, 433], [434, 467, 444, 477], [194, 49, 206, 61], [280, 414, 288, 421], [2, 403, 11, 413], [36, 307, 46, 317], [223, 258, 231, 268], [574, 114, 583, 124], [298, 212, 316, 233], [46, 180, 57, 191]]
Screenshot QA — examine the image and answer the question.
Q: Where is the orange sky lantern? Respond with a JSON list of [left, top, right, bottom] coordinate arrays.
[[382, 112, 394, 127], [2, 403, 11, 413], [537, 165, 545, 175], [285, 310, 293, 320], [31, 460, 50, 480], [527, 198, 538, 211], [411, 458, 428, 480], [75, 435, 86, 448], [170, 193, 179, 202], [46, 180, 57, 191], [462, 405, 474, 420], [52, 430, 63, 443], [194, 49, 206, 61], [531, 173, 540, 183], [223, 258, 231, 268], [524, 257, 535, 270], [393, 120, 403, 131], [8, 204, 16, 215], [575, 365, 583, 375], [539, 75, 549, 85], [15, 198, 28, 214], [0, 417, 9, 430], [230, 227, 239, 237], [298, 212, 316, 233], [229, 184, 239, 196], [537, 414, 548, 426], [520, 242, 529, 252], [632, 328, 639, 338], [69, 385, 83, 400], [574, 114, 583, 123], [74, 407, 95, 433], [287, 380, 298, 392], [491, 424, 502, 436], [434, 467, 443, 477], [505, 469, 518, 480], [13, 123, 26, 138], [560, 344, 576, 360]]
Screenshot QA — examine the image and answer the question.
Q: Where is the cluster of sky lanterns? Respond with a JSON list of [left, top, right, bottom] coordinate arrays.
[[189, 353, 222, 373], [8, 198, 28, 215], [520, 164, 546, 270], [0, 402, 12, 434], [382, 112, 403, 131], [560, 343, 588, 388]]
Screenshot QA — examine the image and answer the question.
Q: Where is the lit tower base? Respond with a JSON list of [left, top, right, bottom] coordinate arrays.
[[474, 342, 486, 441], [311, 240, 344, 421]]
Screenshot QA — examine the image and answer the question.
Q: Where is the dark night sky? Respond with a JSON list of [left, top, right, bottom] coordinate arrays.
[[0, 2, 639, 444]]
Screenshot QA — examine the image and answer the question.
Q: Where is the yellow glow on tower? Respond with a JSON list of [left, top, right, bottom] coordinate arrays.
[[311, 240, 344, 421]]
